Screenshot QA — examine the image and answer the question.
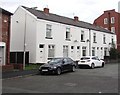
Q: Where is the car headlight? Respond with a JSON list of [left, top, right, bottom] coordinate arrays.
[[53, 66, 57, 69]]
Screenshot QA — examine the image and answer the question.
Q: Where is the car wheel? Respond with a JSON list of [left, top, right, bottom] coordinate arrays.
[[91, 63, 95, 69], [56, 68, 61, 75], [71, 66, 75, 72], [101, 63, 104, 67]]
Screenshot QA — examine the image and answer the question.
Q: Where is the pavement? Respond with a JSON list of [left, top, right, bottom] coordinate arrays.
[[1, 62, 119, 79], [2, 69, 38, 79]]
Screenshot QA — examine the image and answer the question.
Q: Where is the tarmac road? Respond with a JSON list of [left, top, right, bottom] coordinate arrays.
[[2, 63, 119, 94]]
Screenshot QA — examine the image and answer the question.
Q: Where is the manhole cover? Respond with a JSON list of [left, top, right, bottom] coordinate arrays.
[[64, 83, 77, 87]]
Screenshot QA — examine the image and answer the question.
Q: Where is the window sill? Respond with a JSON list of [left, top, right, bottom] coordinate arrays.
[[45, 37, 53, 39], [81, 40, 85, 42], [65, 39, 71, 41], [93, 42, 97, 43]]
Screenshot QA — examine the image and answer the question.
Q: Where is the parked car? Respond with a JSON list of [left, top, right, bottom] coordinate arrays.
[[39, 57, 76, 75], [78, 56, 105, 69]]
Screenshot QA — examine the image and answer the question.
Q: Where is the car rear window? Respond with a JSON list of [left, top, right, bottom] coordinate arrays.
[[81, 57, 90, 60]]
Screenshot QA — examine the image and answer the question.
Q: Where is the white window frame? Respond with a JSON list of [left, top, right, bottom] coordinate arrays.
[[46, 24, 52, 38], [48, 45, 55, 58], [82, 46, 86, 56], [66, 28, 70, 40], [92, 47, 95, 56], [104, 18, 108, 24], [63, 45, 69, 57], [93, 33, 96, 43], [81, 30, 85, 42], [103, 34, 106, 44], [111, 27, 115, 33], [111, 17, 115, 24]]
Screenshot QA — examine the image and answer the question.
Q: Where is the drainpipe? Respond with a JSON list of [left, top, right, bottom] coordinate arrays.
[[108, 12, 111, 31], [89, 29, 91, 56], [23, 11, 27, 70]]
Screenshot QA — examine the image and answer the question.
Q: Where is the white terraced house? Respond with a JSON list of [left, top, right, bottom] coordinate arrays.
[[10, 6, 116, 64]]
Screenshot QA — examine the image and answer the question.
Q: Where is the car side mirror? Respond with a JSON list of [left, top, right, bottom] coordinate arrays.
[[62, 60, 65, 64]]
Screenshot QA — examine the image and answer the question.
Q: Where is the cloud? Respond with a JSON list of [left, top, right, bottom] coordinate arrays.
[[0, 0, 119, 23]]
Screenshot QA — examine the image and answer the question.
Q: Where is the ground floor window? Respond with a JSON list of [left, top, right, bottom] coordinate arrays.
[[63, 45, 68, 57], [82, 46, 86, 56], [104, 48, 108, 56], [92, 47, 95, 56], [48, 45, 55, 58]]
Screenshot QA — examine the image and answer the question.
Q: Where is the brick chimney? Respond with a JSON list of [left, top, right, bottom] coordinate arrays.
[[44, 8, 49, 14], [74, 16, 79, 21]]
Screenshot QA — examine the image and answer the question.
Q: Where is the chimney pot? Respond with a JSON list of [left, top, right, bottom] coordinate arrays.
[[44, 8, 49, 14], [74, 16, 79, 21]]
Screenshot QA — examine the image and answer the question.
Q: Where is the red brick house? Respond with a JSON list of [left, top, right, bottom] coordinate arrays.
[[0, 7, 12, 65], [93, 9, 120, 52]]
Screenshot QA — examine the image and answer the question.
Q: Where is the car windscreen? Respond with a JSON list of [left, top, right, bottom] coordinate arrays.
[[48, 58, 62, 64], [81, 57, 90, 60]]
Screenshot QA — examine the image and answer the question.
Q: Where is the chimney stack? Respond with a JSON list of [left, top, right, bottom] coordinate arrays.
[[74, 16, 79, 21], [44, 8, 49, 14]]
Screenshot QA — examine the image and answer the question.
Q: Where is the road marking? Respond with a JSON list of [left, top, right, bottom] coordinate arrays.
[[64, 83, 77, 87]]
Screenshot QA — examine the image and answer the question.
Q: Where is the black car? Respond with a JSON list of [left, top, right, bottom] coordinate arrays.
[[39, 57, 76, 75]]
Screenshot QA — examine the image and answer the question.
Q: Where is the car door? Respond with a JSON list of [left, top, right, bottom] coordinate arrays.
[[62, 58, 69, 71], [95, 57, 101, 67], [92, 57, 98, 67]]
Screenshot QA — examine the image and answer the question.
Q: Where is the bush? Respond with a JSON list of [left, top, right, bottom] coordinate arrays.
[[109, 48, 118, 59]]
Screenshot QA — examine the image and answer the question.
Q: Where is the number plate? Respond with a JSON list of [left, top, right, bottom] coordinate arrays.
[[42, 69, 48, 71]]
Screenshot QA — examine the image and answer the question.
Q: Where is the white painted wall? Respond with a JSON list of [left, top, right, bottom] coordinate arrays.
[[11, 6, 117, 64], [10, 6, 37, 63]]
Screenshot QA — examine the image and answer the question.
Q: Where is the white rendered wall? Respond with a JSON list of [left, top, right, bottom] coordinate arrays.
[[10, 6, 37, 63]]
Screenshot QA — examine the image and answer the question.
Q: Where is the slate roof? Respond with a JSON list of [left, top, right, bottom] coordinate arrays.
[[22, 6, 115, 34], [0, 7, 13, 15]]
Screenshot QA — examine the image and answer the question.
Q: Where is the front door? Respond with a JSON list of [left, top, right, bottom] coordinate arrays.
[[39, 44, 45, 63], [71, 46, 75, 59], [76, 46, 80, 60]]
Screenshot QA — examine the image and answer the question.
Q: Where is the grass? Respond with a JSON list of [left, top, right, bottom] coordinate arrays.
[[25, 64, 41, 70]]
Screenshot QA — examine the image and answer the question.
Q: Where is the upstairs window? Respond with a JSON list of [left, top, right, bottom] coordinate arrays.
[[111, 17, 115, 24], [81, 30, 85, 42], [92, 47, 95, 56], [66, 28, 70, 40], [103, 34, 106, 44], [46, 24, 52, 39], [111, 27, 115, 33], [104, 18, 108, 24], [93, 33, 96, 43]]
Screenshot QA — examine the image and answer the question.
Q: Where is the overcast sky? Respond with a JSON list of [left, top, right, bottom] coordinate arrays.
[[0, 0, 120, 23]]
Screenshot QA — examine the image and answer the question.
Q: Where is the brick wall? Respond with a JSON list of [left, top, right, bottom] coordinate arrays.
[[1, 13, 11, 65], [93, 9, 120, 52]]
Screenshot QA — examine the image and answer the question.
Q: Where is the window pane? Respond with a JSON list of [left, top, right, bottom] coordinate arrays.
[[111, 17, 115, 24], [66, 28, 70, 39], [48, 45, 55, 58], [104, 18, 108, 24], [46, 24, 52, 38], [111, 27, 115, 33], [63, 45, 68, 57]]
